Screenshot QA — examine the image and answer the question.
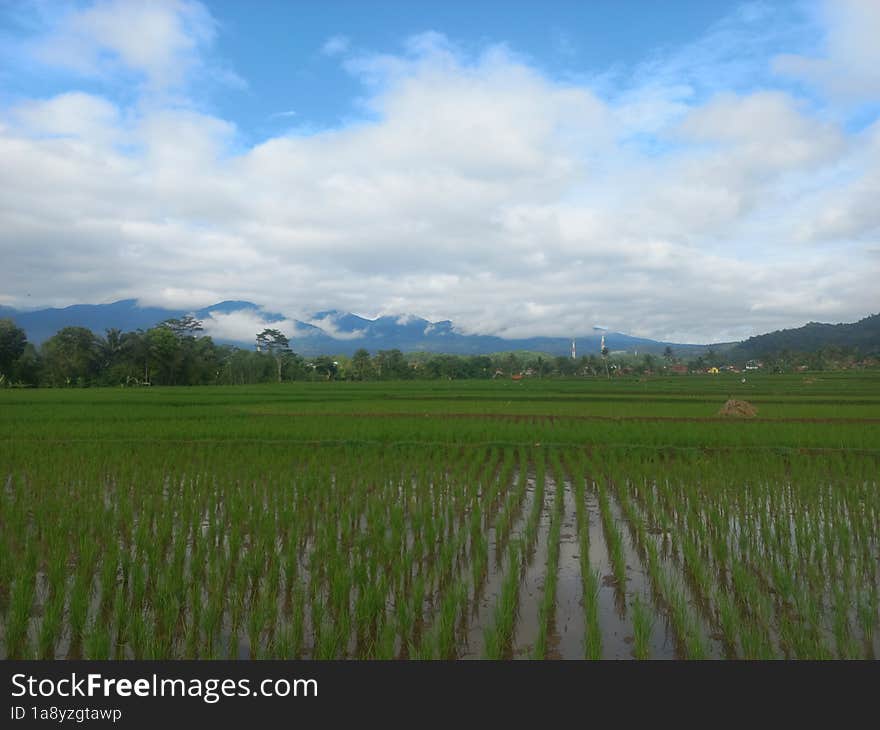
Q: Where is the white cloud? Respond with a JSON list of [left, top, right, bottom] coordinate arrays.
[[305, 313, 366, 340], [774, 0, 880, 101], [32, 0, 219, 89], [321, 34, 350, 57], [11, 92, 122, 145], [0, 6, 877, 343], [200, 309, 306, 344], [788, 119, 880, 243]]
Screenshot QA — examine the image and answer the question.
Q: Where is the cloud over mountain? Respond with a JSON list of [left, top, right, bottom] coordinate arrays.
[[0, 0, 877, 343]]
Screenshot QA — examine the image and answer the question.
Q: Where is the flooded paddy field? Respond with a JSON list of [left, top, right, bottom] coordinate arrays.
[[1, 372, 879, 659]]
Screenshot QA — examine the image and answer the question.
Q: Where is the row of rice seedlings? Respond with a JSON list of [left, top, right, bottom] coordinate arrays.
[[468, 450, 524, 598], [597, 457, 710, 659], [493, 450, 530, 559], [622, 462, 774, 659], [562, 450, 602, 659], [352, 444, 492, 658], [3, 543, 37, 658], [2, 431, 875, 660], [644, 538, 708, 659], [623, 449, 878, 659], [521, 450, 546, 558], [482, 540, 525, 659], [532, 452, 565, 658], [599, 473, 669, 661], [309, 456, 410, 657], [709, 476, 857, 658], [409, 450, 502, 658], [459, 448, 535, 658], [595, 478, 627, 589], [630, 594, 654, 660], [482, 449, 548, 658]]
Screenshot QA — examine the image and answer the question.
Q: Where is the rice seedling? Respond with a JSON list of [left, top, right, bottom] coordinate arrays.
[[531, 462, 564, 660], [630, 595, 654, 660], [84, 618, 111, 660], [0, 375, 876, 660], [4, 572, 36, 659], [583, 568, 602, 660]]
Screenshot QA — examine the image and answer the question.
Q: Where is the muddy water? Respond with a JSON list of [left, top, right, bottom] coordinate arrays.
[[615, 485, 725, 659], [459, 473, 536, 659], [510, 475, 555, 658], [584, 488, 641, 659], [602, 489, 686, 659], [546, 479, 586, 658]]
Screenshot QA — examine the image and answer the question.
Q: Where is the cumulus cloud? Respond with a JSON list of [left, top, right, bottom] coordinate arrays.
[[789, 119, 880, 243], [200, 309, 307, 343], [31, 0, 221, 89], [774, 0, 880, 101], [0, 2, 877, 343], [10, 92, 122, 144]]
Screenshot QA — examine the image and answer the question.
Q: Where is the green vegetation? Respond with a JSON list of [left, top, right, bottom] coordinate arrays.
[[733, 313, 880, 361], [0, 373, 878, 659], [2, 310, 877, 390]]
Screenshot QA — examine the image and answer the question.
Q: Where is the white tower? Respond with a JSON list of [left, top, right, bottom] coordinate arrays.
[[571, 339, 576, 359]]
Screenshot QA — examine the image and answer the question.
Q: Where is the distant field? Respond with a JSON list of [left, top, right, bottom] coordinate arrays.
[[1, 372, 878, 659]]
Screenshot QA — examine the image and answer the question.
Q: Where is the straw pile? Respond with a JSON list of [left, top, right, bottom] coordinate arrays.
[[717, 399, 758, 417]]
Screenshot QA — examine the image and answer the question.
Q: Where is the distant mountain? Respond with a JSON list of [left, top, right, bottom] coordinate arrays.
[[294, 309, 703, 357], [3, 300, 188, 347], [2, 299, 711, 356], [731, 314, 880, 358]]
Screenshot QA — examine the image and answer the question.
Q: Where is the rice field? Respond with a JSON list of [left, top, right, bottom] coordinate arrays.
[[1, 372, 878, 659]]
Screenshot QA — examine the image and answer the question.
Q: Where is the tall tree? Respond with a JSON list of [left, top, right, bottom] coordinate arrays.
[[312, 355, 338, 380], [160, 315, 204, 339], [0, 319, 27, 381], [351, 348, 373, 380], [41, 326, 100, 386], [375, 349, 408, 379], [256, 328, 291, 382], [145, 326, 181, 384]]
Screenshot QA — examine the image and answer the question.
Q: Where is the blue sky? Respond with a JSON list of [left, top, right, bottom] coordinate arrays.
[[2, 1, 816, 140], [0, 0, 878, 343]]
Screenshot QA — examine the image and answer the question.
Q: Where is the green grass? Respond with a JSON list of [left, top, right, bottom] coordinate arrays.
[[1, 372, 878, 659]]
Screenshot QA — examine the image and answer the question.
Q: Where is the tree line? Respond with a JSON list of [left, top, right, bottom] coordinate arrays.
[[2, 317, 874, 388], [0, 317, 608, 387]]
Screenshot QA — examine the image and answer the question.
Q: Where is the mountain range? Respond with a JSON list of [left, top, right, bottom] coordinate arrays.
[[0, 299, 710, 357], [3, 299, 876, 358]]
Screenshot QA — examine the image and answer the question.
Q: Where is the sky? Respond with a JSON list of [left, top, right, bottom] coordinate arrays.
[[0, 0, 878, 344]]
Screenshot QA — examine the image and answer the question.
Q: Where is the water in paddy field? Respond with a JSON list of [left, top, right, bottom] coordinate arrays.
[[459, 470, 537, 659], [591, 493, 724, 659], [545, 479, 585, 658], [583, 489, 640, 659], [498, 472, 693, 660], [510, 473, 555, 658]]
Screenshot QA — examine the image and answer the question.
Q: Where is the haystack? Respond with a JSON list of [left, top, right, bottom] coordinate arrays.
[[717, 399, 757, 417]]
